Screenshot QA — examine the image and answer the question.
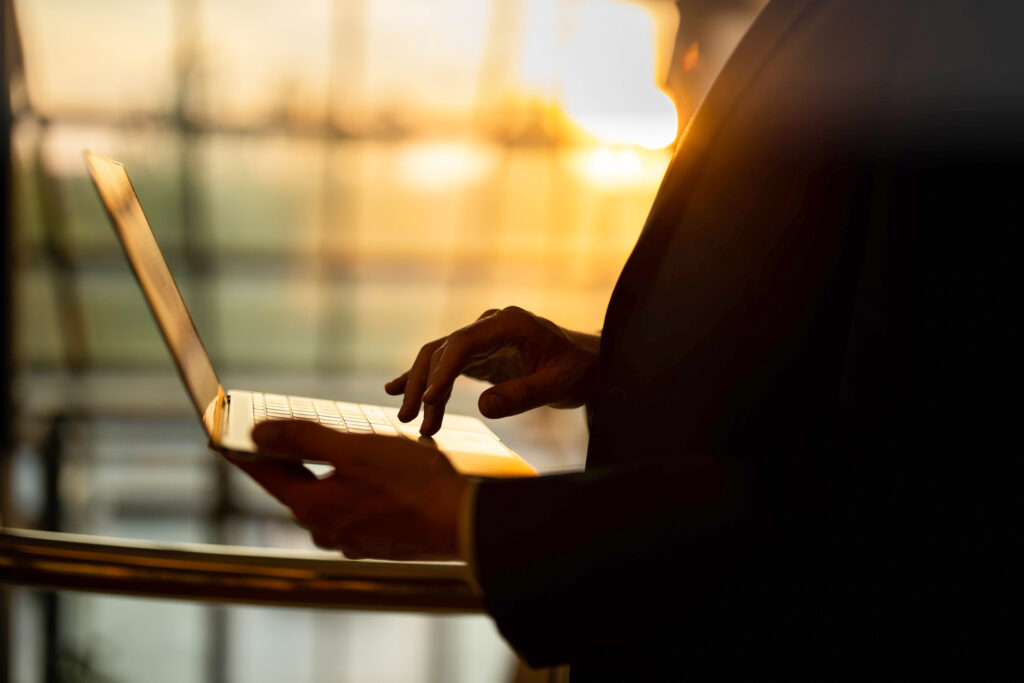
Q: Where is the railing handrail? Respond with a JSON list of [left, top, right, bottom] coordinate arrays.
[[0, 527, 483, 613]]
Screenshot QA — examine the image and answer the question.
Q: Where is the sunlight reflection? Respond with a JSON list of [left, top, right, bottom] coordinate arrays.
[[584, 147, 642, 176], [396, 140, 499, 191], [568, 146, 669, 188]]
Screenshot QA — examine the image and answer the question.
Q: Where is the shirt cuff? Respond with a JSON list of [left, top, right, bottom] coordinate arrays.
[[458, 477, 483, 594]]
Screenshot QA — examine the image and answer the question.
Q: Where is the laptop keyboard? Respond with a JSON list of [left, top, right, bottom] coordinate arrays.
[[251, 393, 399, 437]]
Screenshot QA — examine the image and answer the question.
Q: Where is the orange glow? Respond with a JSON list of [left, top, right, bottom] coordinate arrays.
[[577, 148, 642, 181], [683, 41, 700, 72], [569, 147, 671, 188], [396, 141, 499, 191]]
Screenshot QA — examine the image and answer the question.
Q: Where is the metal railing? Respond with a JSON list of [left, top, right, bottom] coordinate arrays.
[[0, 527, 483, 613]]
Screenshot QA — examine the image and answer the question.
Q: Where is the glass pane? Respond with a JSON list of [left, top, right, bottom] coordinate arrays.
[[6, 1, 767, 680], [15, 0, 177, 117]]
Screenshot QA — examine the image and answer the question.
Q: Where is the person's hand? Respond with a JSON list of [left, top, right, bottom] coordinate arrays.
[[385, 306, 600, 436], [231, 420, 469, 561]]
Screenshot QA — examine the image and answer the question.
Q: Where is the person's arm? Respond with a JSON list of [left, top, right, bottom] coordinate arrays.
[[231, 419, 780, 668], [470, 455, 777, 668], [231, 305, 603, 566]]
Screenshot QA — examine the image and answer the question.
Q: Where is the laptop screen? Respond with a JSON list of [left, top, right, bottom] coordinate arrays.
[[84, 151, 222, 434]]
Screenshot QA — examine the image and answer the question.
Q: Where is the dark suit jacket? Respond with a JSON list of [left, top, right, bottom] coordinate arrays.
[[473, 1, 1022, 677]]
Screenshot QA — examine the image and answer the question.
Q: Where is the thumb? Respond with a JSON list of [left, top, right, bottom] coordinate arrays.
[[252, 420, 363, 469], [479, 370, 562, 418]]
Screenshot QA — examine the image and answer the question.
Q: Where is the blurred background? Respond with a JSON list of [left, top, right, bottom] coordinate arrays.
[[2, 0, 765, 680]]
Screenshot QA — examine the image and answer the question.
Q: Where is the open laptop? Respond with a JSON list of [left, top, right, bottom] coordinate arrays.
[[84, 151, 536, 478]]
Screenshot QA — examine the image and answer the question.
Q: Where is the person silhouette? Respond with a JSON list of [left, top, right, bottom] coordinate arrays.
[[232, 1, 1021, 677]]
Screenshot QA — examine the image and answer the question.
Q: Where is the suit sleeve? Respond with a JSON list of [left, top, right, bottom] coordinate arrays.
[[472, 456, 784, 668]]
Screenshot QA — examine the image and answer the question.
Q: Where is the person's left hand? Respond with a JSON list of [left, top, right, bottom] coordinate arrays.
[[229, 420, 469, 561]]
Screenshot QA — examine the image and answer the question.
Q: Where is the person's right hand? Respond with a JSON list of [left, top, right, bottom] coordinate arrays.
[[385, 306, 600, 436]]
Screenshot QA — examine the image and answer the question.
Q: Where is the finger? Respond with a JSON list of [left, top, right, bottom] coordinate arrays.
[[253, 420, 372, 472], [326, 506, 415, 559], [421, 312, 523, 406], [414, 311, 499, 425], [253, 420, 419, 474], [419, 344, 453, 435], [305, 496, 396, 553], [311, 528, 340, 551], [227, 453, 319, 505], [400, 339, 444, 422], [478, 367, 566, 418], [384, 372, 409, 396], [420, 389, 451, 436]]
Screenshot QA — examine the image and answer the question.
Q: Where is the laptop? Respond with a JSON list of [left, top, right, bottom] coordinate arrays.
[[84, 151, 536, 478]]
